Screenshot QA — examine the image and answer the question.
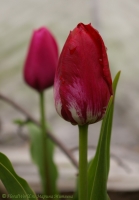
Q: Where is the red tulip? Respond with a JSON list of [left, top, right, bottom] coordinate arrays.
[[24, 27, 58, 92], [54, 23, 112, 125]]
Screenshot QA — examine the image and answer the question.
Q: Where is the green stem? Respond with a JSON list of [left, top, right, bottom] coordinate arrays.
[[40, 92, 51, 196], [78, 124, 88, 200]]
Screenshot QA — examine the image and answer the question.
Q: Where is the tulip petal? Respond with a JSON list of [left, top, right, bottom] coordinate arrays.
[[24, 27, 58, 92], [54, 23, 112, 125]]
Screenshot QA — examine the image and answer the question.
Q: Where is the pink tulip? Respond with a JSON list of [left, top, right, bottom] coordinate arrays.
[[54, 23, 112, 125], [24, 27, 58, 92]]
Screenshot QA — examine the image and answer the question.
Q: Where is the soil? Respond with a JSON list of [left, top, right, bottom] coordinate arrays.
[[108, 191, 139, 200], [59, 191, 139, 200]]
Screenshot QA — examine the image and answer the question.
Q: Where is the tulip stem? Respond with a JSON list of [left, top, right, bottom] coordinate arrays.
[[78, 124, 88, 200], [40, 92, 51, 196]]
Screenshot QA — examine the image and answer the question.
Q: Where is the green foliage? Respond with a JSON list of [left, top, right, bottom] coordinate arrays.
[[27, 123, 59, 197], [14, 119, 28, 126], [87, 71, 121, 200], [73, 71, 121, 200], [0, 152, 37, 200], [87, 96, 113, 200]]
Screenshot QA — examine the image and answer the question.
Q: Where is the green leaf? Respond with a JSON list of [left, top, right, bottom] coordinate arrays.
[[27, 123, 59, 197], [0, 152, 37, 200], [73, 177, 79, 200], [88, 71, 121, 200], [13, 119, 30, 126], [88, 97, 113, 200], [106, 71, 121, 175], [107, 196, 111, 200]]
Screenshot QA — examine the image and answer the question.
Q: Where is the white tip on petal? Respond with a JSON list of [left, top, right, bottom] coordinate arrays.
[[69, 105, 83, 124], [86, 106, 101, 124], [54, 77, 62, 116], [56, 100, 62, 117]]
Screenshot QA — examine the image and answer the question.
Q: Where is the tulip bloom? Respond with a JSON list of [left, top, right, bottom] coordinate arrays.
[[54, 23, 112, 125], [24, 27, 58, 92]]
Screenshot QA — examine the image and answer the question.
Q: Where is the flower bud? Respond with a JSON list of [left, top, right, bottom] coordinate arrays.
[[23, 27, 58, 92], [54, 23, 112, 125]]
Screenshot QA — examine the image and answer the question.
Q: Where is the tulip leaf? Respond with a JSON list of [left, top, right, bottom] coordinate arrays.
[[14, 119, 31, 126], [0, 152, 37, 200], [72, 177, 79, 200], [87, 96, 113, 200], [27, 123, 59, 197], [88, 71, 121, 200], [106, 71, 121, 175]]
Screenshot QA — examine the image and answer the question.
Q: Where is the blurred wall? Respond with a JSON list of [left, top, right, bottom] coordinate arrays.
[[0, 0, 139, 149]]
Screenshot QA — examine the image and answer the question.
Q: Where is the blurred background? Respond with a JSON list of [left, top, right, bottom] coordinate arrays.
[[0, 0, 139, 198]]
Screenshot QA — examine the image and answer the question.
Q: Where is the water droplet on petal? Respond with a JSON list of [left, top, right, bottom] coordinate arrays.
[[60, 76, 65, 84], [69, 47, 76, 55], [102, 106, 106, 114]]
